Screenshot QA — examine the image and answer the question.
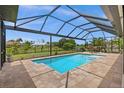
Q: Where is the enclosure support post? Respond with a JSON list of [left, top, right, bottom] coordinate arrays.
[[121, 8, 124, 88], [123, 32, 124, 75], [118, 38, 120, 52], [65, 71, 69, 88], [84, 40, 86, 47], [84, 40, 87, 52], [50, 35, 52, 56], [104, 38, 107, 53], [111, 37, 113, 53], [0, 19, 6, 70], [121, 7, 124, 87], [0, 19, 1, 70], [104, 40, 106, 52]]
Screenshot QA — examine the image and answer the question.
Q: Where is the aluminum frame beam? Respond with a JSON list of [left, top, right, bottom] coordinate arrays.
[[56, 15, 81, 34], [86, 17, 113, 28], [6, 25, 85, 41], [65, 5, 112, 39], [17, 15, 47, 21], [0, 20, 2, 70], [81, 32, 91, 39], [40, 16, 48, 31], [86, 36, 116, 40], [17, 15, 47, 27], [67, 25, 97, 37], [40, 6, 61, 32], [66, 5, 109, 21], [75, 29, 100, 38], [49, 15, 98, 37], [66, 5, 119, 38], [50, 35, 52, 56], [95, 24, 117, 35]]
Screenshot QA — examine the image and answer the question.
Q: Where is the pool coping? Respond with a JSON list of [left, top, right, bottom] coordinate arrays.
[[32, 52, 102, 61]]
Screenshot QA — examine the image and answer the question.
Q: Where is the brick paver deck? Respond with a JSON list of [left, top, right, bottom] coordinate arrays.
[[0, 53, 122, 88]]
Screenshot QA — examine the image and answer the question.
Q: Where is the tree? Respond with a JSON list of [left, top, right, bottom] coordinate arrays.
[[75, 44, 85, 52], [91, 38, 105, 52], [7, 38, 23, 54], [63, 43, 73, 50], [11, 42, 20, 55], [22, 41, 32, 53], [81, 45, 86, 52], [54, 46, 59, 55], [59, 38, 76, 50], [59, 38, 66, 48], [52, 42, 59, 47], [111, 38, 123, 52]]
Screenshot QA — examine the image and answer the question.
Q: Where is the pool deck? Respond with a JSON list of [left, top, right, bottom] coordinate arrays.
[[0, 52, 122, 88]]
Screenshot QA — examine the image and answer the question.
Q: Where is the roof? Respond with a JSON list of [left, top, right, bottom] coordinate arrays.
[[0, 5, 18, 22]]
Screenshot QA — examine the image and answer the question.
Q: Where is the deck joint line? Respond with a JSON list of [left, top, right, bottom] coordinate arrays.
[[32, 70, 54, 78], [77, 67, 103, 79]]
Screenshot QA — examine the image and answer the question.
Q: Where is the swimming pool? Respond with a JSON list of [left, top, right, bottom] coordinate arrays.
[[32, 54, 100, 74]]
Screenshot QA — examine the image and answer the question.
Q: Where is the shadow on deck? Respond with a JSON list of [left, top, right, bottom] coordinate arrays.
[[0, 61, 36, 88]]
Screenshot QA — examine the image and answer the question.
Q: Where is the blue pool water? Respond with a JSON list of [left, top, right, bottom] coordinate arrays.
[[32, 54, 100, 74]]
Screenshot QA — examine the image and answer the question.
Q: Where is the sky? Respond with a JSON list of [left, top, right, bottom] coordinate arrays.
[[6, 5, 115, 44]]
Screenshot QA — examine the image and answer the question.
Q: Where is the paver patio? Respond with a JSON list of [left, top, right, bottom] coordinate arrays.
[[0, 53, 122, 88], [0, 61, 35, 88]]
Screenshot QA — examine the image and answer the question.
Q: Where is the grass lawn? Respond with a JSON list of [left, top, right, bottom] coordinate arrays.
[[11, 51, 75, 61]]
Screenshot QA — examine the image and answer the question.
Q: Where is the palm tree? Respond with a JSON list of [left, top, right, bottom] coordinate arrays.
[[91, 38, 105, 52], [16, 38, 23, 48], [111, 38, 123, 52], [16, 38, 23, 43]]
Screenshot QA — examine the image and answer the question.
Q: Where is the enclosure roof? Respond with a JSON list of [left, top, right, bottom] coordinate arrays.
[[0, 5, 123, 41], [0, 5, 18, 22]]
